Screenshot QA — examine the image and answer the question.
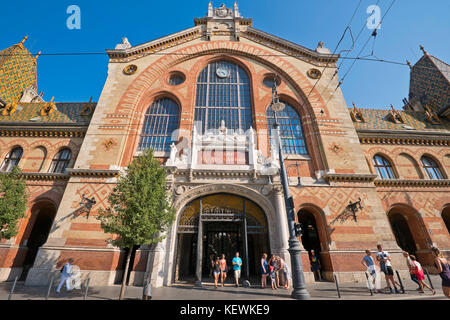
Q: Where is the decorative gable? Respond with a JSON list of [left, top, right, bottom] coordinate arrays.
[[350, 102, 365, 122], [389, 104, 405, 124]]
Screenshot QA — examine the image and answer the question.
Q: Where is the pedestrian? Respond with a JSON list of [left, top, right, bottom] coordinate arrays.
[[376, 244, 400, 294], [409, 255, 435, 295], [232, 252, 242, 287], [219, 253, 227, 287], [213, 257, 221, 288], [280, 257, 291, 289], [268, 255, 278, 289], [260, 253, 269, 288], [56, 258, 74, 294], [431, 247, 450, 298], [310, 250, 322, 281], [273, 256, 281, 288], [361, 249, 378, 293], [269, 265, 277, 290], [402, 251, 421, 291]]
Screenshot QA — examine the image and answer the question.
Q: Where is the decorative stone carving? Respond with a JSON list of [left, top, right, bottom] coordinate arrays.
[[115, 37, 132, 50]]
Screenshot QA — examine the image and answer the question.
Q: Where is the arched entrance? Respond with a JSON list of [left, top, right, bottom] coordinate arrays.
[[174, 193, 269, 283], [442, 206, 450, 235], [20, 201, 57, 280], [297, 207, 331, 281], [387, 205, 431, 264]]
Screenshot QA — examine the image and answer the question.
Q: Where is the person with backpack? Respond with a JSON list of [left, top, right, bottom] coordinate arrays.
[[56, 258, 74, 294], [432, 247, 450, 298], [376, 244, 400, 293], [409, 255, 435, 295]]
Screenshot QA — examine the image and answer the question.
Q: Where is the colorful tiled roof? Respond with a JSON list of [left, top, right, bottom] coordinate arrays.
[[0, 102, 96, 125], [409, 54, 450, 114], [350, 108, 450, 132], [0, 42, 37, 104]]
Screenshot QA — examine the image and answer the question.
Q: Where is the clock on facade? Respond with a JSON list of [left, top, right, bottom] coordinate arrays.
[[216, 67, 230, 78]]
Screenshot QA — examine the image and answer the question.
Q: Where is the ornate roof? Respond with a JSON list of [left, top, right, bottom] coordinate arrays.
[[0, 102, 95, 125], [409, 51, 450, 114], [0, 37, 37, 104], [350, 108, 450, 132]]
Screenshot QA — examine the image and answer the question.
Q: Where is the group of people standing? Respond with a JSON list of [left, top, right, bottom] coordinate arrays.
[[210, 252, 242, 288], [361, 244, 450, 297], [260, 253, 291, 290]]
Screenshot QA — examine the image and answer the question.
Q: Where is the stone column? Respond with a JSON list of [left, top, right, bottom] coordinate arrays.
[[272, 186, 291, 264]]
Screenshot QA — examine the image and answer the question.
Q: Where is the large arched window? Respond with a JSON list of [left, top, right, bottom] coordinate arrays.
[[266, 102, 308, 155], [138, 97, 180, 152], [421, 156, 444, 179], [194, 61, 252, 133], [49, 148, 72, 173], [1, 147, 23, 172], [372, 154, 396, 179]]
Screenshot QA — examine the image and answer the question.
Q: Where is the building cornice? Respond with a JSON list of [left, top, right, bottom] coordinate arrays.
[[357, 129, 450, 146], [66, 168, 120, 178], [323, 173, 378, 183], [242, 27, 339, 65], [0, 126, 87, 138], [374, 179, 450, 187], [106, 27, 203, 63]]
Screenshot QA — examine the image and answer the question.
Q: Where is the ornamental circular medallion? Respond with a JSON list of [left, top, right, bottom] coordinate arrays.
[[307, 68, 322, 79], [123, 64, 138, 75], [216, 67, 230, 78]]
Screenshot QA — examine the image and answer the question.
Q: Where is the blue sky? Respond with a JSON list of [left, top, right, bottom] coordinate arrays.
[[1, 0, 449, 109]]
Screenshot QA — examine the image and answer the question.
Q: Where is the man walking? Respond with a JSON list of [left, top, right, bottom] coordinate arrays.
[[56, 258, 74, 294], [232, 252, 242, 287], [376, 244, 400, 293]]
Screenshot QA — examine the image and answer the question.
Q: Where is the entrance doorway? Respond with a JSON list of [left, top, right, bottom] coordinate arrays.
[[175, 193, 269, 283], [389, 212, 417, 255], [442, 206, 450, 235], [387, 206, 431, 265], [20, 202, 56, 280]]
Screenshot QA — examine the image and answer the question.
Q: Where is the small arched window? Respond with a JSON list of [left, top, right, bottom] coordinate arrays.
[[0, 147, 23, 172], [49, 148, 72, 173], [266, 102, 308, 155], [421, 156, 444, 179], [138, 98, 180, 152], [372, 154, 396, 179]]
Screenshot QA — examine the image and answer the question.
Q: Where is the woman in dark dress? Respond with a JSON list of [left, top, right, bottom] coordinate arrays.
[[432, 247, 450, 298]]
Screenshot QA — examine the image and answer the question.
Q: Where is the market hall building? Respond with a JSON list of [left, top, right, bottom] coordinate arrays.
[[0, 3, 449, 287]]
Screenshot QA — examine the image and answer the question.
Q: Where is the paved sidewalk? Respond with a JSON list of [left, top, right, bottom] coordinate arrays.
[[0, 275, 447, 300]]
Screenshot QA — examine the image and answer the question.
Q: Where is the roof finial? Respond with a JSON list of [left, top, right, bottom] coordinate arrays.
[[406, 59, 412, 69], [419, 45, 427, 55], [34, 51, 41, 62], [352, 102, 358, 111], [390, 104, 395, 111], [19, 35, 28, 45]]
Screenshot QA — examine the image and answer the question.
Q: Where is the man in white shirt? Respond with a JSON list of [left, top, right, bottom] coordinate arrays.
[[376, 244, 400, 293], [56, 258, 74, 294]]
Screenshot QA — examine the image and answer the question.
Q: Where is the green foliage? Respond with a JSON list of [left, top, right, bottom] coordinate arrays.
[[96, 148, 175, 249], [0, 166, 28, 240]]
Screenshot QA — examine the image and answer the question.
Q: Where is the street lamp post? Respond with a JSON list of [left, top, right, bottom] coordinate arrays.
[[271, 77, 310, 300]]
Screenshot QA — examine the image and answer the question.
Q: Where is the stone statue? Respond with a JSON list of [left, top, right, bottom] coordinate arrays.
[[169, 143, 177, 162], [115, 37, 132, 50], [219, 120, 227, 134]]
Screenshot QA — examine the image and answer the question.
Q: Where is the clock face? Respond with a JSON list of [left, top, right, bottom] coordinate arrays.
[[216, 67, 230, 78]]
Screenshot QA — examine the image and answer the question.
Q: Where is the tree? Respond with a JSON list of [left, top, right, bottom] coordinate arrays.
[[96, 148, 175, 300], [0, 166, 28, 240]]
